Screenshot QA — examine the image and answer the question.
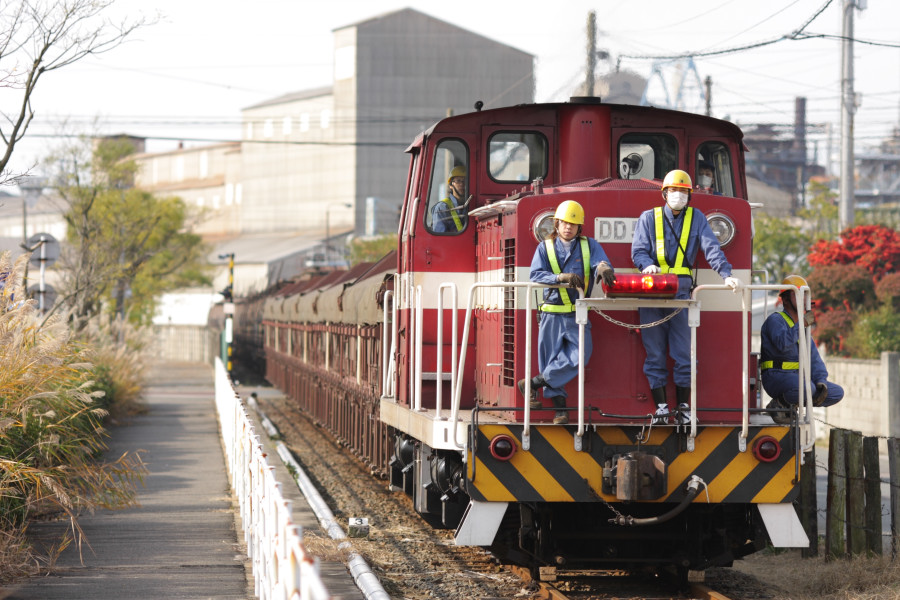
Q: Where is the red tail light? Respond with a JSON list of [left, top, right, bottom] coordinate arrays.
[[602, 273, 679, 298], [752, 436, 782, 462], [489, 435, 517, 461]]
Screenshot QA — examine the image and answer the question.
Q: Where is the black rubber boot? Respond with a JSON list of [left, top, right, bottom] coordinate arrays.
[[675, 386, 693, 424], [551, 396, 568, 424]]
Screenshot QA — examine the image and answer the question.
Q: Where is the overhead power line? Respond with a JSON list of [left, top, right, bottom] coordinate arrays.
[[617, 0, 837, 64]]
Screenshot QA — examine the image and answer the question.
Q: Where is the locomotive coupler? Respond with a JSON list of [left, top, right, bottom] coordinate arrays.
[[601, 451, 667, 501]]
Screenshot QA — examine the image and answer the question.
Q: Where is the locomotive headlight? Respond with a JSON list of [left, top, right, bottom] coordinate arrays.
[[707, 213, 736, 248], [532, 211, 556, 242]]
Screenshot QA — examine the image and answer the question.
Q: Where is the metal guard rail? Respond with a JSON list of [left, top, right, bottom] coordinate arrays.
[[381, 278, 814, 457], [214, 358, 330, 600]]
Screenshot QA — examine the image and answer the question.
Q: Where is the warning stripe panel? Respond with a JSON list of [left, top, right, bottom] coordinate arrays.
[[468, 424, 799, 504]]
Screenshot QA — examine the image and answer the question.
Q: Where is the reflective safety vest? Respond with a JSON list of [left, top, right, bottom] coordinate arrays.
[[760, 312, 800, 370], [540, 237, 590, 313], [439, 197, 463, 231], [654, 206, 693, 276]]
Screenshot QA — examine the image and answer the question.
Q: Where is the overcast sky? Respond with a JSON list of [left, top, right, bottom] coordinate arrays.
[[9, 0, 900, 176]]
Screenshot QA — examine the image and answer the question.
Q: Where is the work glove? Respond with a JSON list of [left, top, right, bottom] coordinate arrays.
[[595, 262, 616, 287], [642, 265, 660, 274], [803, 310, 816, 327], [557, 273, 584, 290], [813, 382, 828, 407], [724, 276, 742, 292]]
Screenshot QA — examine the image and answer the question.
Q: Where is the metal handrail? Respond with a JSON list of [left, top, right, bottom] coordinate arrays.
[[435, 283, 459, 419], [414, 285, 424, 411], [450, 281, 565, 450], [381, 289, 394, 396], [575, 296, 697, 446], [749, 283, 816, 451], [437, 280, 814, 454]]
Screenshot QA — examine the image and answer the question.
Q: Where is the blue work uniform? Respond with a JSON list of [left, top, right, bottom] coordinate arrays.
[[530, 235, 610, 400], [760, 310, 844, 407], [431, 193, 467, 233], [631, 205, 733, 389]]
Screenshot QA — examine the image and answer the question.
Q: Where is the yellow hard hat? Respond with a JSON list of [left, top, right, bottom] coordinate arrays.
[[780, 274, 808, 296], [661, 169, 693, 192], [448, 166, 466, 185], [554, 200, 584, 225]]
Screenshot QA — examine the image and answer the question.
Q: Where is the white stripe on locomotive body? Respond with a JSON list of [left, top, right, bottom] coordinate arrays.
[[397, 268, 752, 313]]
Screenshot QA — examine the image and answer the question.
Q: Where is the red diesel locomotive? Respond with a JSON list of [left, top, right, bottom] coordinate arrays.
[[256, 98, 816, 575]]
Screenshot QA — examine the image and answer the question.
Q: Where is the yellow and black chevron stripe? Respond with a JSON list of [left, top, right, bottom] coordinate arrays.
[[467, 424, 799, 504]]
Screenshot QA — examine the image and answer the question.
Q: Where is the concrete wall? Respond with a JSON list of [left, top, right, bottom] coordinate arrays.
[[823, 352, 900, 440], [152, 325, 217, 363]]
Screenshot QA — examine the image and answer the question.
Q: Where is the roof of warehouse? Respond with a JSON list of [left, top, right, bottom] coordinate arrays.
[[207, 229, 349, 266]]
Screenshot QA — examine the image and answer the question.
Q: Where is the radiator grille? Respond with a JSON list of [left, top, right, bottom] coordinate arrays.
[[502, 238, 516, 386]]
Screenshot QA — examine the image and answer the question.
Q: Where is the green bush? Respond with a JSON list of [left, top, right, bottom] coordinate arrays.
[[845, 305, 900, 359]]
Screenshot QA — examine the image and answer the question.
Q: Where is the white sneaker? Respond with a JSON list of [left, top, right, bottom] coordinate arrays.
[[652, 403, 670, 425], [676, 403, 695, 425]]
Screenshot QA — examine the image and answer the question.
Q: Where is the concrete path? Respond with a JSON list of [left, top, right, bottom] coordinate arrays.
[[6, 362, 252, 600]]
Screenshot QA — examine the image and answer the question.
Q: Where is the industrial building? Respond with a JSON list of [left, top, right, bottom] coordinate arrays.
[[134, 7, 535, 292]]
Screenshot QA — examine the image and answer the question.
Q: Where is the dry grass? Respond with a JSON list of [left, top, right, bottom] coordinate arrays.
[[0, 252, 146, 582], [735, 549, 900, 599], [78, 320, 151, 420]]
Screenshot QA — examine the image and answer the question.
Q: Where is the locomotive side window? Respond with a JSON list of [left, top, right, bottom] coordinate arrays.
[[488, 132, 548, 183], [425, 139, 470, 235], [695, 142, 734, 197], [617, 133, 677, 180]]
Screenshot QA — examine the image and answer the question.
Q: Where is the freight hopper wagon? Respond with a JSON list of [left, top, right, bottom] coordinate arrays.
[[262, 99, 819, 575]]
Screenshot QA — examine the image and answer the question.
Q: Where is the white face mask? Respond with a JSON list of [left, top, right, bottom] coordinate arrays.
[[666, 190, 689, 211], [698, 175, 712, 188]]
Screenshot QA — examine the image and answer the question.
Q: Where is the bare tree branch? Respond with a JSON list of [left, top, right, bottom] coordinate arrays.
[[0, 0, 151, 182]]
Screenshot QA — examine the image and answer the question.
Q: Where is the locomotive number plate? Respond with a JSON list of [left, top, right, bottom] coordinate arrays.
[[593, 217, 638, 244]]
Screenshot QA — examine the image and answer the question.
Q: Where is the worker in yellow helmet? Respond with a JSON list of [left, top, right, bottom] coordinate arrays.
[[518, 199, 616, 424], [432, 165, 469, 233], [631, 169, 741, 425], [761, 275, 844, 424]]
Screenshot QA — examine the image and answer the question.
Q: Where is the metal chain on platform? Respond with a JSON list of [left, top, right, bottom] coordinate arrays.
[[591, 306, 682, 329]]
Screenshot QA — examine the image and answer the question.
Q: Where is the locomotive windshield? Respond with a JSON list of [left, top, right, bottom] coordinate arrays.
[[617, 133, 678, 180], [695, 141, 735, 196], [487, 131, 548, 183], [426, 139, 469, 235]]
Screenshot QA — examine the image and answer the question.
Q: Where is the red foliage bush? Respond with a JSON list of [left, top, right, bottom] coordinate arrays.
[[814, 308, 856, 356], [875, 272, 900, 310], [808, 224, 900, 280], [806, 264, 875, 312]]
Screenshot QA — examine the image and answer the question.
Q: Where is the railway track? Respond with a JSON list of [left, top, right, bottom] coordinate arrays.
[[245, 384, 750, 600]]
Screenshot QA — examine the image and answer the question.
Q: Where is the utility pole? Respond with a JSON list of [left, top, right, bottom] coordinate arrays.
[[704, 76, 712, 117], [840, 0, 864, 230], [585, 11, 596, 96], [219, 253, 235, 375]]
